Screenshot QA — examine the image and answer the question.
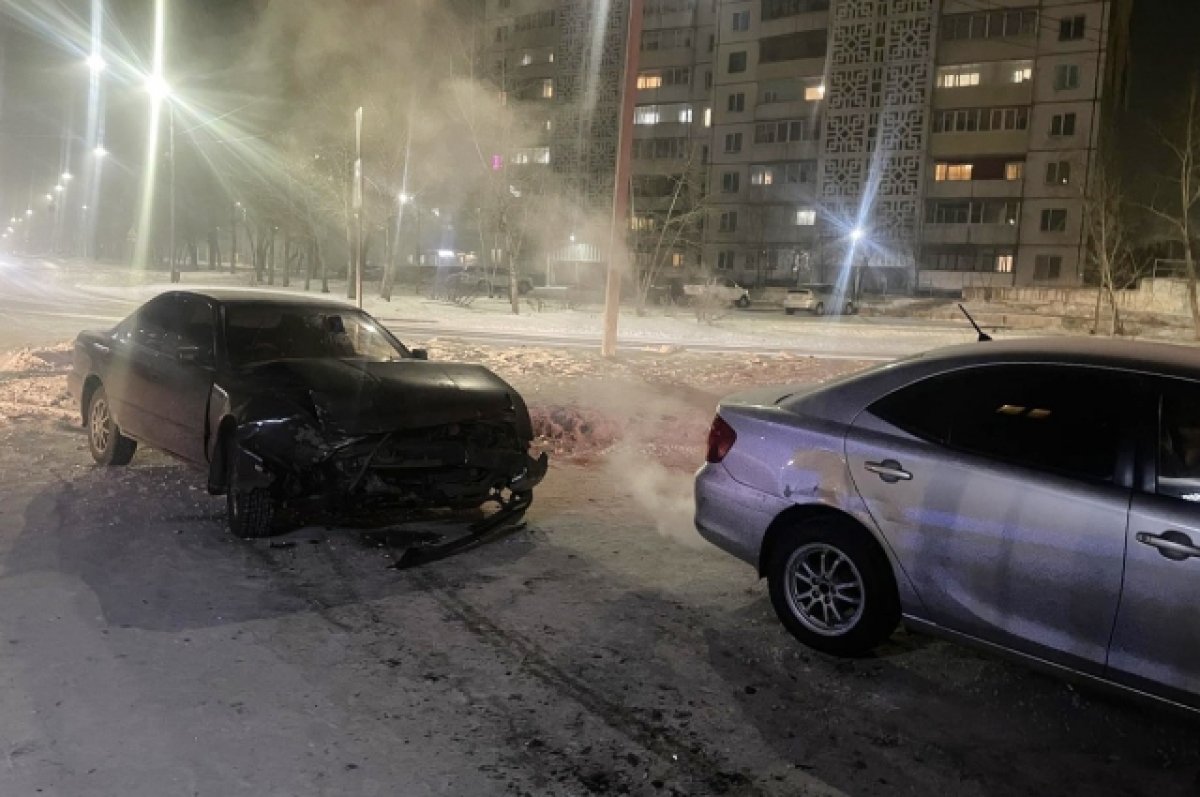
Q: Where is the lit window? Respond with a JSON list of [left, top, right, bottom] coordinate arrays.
[[934, 163, 973, 181], [996, 255, 1014, 273], [545, 119, 553, 132], [703, 106, 712, 127], [548, 52, 554, 63], [804, 84, 825, 101], [794, 209, 816, 226], [635, 105, 661, 125], [671, 252, 685, 267], [750, 166, 774, 186], [937, 66, 981, 88], [540, 79, 554, 99], [1005, 162, 1024, 181], [678, 106, 693, 124], [521, 53, 533, 67], [637, 72, 663, 90], [1012, 66, 1033, 84], [512, 146, 551, 165]]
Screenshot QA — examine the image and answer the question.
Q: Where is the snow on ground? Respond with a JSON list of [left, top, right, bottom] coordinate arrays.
[[58, 260, 984, 356]]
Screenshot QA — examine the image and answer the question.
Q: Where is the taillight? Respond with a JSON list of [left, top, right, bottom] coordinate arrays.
[[706, 415, 737, 463]]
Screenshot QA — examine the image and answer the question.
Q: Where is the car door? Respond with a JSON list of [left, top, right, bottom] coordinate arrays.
[[846, 364, 1138, 674], [1108, 378, 1200, 707], [113, 294, 179, 445], [151, 295, 218, 464]]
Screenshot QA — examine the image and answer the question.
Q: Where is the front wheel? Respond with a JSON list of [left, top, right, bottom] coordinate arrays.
[[784, 308, 796, 316], [87, 385, 137, 466], [767, 520, 899, 656], [736, 295, 751, 309], [813, 302, 826, 317], [844, 301, 855, 316]]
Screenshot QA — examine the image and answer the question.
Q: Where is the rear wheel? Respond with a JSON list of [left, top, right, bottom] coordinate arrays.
[[844, 301, 855, 315], [784, 308, 796, 316], [87, 385, 136, 466], [736, 295, 751, 309], [767, 519, 899, 656], [224, 438, 276, 538], [813, 302, 826, 316]]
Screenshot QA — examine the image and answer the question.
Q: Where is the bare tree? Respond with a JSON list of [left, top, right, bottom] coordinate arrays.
[[631, 145, 708, 314], [1147, 80, 1200, 339], [1083, 156, 1136, 335]]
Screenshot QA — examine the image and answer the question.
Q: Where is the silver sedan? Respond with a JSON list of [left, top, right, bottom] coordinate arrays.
[[694, 337, 1200, 711]]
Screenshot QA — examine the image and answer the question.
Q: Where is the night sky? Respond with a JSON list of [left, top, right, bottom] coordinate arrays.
[[1, 0, 1198, 225]]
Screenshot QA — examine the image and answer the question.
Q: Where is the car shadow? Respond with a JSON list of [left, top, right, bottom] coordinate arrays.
[[701, 597, 1200, 796], [6, 462, 539, 633]]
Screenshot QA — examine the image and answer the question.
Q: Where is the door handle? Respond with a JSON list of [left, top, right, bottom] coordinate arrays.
[[864, 459, 912, 484], [1136, 531, 1200, 562]]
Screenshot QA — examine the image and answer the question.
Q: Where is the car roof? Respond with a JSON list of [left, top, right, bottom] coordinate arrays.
[[162, 288, 360, 310], [912, 337, 1200, 381]]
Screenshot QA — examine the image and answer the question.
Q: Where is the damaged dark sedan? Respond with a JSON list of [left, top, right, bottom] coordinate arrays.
[[68, 289, 547, 538]]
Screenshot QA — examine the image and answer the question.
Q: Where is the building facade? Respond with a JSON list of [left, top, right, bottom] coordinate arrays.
[[481, 0, 1128, 291]]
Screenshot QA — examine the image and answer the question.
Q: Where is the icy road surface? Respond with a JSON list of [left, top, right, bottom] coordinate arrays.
[[0, 340, 1197, 796]]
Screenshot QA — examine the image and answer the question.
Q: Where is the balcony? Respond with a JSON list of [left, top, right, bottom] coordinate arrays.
[[925, 178, 1024, 198], [922, 224, 1020, 246], [931, 130, 1030, 159]]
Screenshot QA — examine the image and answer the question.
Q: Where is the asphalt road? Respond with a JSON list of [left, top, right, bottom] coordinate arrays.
[[1, 419, 1199, 797]]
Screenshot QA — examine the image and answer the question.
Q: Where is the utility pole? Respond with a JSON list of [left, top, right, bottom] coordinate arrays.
[[601, 0, 644, 358], [169, 102, 178, 282], [352, 105, 365, 308], [230, 202, 238, 273]]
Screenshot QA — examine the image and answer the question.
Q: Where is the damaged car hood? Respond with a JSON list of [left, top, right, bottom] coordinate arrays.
[[234, 358, 528, 437]]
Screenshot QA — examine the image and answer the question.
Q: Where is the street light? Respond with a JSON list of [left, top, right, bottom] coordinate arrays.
[[61, 171, 73, 181], [54, 185, 64, 193], [849, 226, 865, 242], [144, 73, 172, 102], [25, 209, 32, 216], [93, 145, 107, 158], [86, 54, 106, 73]]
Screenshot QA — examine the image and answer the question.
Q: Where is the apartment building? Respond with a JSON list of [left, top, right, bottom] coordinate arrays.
[[481, 0, 1129, 291]]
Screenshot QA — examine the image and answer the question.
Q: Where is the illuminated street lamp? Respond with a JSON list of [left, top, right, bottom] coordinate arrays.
[[93, 145, 107, 158], [25, 209, 33, 216], [849, 226, 866, 243], [86, 53, 106, 73], [62, 171, 73, 181], [54, 185, 64, 193], [45, 194, 53, 202]]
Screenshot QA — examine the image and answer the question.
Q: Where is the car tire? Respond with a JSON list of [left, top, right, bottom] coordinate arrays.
[[844, 301, 855, 315], [785, 308, 796, 316], [736, 295, 751, 309], [767, 518, 900, 657], [813, 302, 826, 316], [224, 439, 276, 538], [87, 385, 137, 466]]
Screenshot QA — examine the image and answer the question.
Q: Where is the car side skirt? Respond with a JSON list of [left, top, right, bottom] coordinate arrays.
[[902, 615, 1199, 717]]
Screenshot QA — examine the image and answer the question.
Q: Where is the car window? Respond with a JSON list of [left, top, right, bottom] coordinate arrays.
[[869, 365, 1135, 482], [224, 304, 409, 367], [175, 297, 216, 363], [1158, 382, 1200, 504], [132, 296, 178, 352]]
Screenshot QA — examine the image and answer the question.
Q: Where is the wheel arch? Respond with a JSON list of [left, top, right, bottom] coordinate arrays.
[[758, 503, 894, 589], [206, 415, 239, 494], [80, 374, 104, 426]]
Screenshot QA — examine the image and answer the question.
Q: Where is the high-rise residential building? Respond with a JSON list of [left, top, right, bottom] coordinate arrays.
[[480, 0, 1130, 292]]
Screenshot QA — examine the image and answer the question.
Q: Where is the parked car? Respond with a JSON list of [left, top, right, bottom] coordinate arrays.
[[695, 337, 1200, 711], [684, 278, 751, 308], [783, 284, 856, 316], [69, 290, 547, 538]]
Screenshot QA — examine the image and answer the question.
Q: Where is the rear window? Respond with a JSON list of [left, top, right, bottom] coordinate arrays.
[[869, 364, 1136, 482]]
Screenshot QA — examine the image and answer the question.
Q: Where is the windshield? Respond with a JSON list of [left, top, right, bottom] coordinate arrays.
[[224, 304, 409, 367]]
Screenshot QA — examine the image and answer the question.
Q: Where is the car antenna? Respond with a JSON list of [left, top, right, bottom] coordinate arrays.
[[958, 304, 993, 342]]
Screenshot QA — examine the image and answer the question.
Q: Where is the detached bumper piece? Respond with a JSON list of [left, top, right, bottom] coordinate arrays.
[[392, 488, 536, 570]]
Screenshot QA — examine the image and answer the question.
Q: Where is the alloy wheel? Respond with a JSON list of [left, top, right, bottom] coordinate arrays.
[[784, 542, 866, 636]]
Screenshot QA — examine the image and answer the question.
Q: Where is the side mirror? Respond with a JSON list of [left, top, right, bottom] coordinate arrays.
[[410, 348, 429, 361]]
